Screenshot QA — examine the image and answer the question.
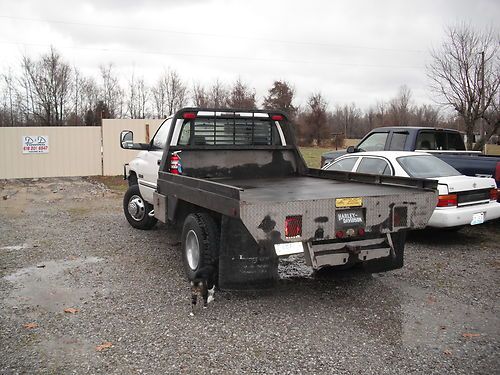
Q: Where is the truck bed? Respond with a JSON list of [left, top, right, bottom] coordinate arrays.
[[218, 176, 422, 203]]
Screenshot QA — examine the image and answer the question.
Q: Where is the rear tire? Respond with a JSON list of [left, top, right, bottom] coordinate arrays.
[[181, 213, 219, 281], [123, 184, 157, 230]]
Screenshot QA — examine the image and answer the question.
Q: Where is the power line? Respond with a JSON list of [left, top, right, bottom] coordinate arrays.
[[0, 40, 425, 70], [0, 14, 427, 54]]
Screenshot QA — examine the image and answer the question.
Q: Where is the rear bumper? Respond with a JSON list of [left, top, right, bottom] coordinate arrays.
[[428, 201, 500, 228], [274, 236, 393, 269]]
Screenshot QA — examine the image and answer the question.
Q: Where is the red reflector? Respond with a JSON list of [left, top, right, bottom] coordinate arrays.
[[271, 115, 283, 121], [183, 112, 196, 119], [358, 228, 365, 236], [285, 215, 302, 238], [437, 194, 458, 207], [490, 188, 498, 201], [335, 230, 344, 239]]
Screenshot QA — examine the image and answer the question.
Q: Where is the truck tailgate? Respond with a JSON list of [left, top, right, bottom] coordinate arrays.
[[230, 176, 437, 242]]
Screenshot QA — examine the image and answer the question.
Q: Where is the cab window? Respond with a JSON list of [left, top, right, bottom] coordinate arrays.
[[357, 132, 388, 151], [356, 157, 392, 175], [151, 119, 172, 149], [389, 132, 408, 150]]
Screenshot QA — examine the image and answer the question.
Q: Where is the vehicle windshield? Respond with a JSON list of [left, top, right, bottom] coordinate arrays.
[[397, 155, 461, 178]]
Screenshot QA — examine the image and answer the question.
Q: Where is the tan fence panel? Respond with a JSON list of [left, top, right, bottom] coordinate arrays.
[[102, 119, 163, 176], [485, 144, 500, 156], [0, 127, 102, 179]]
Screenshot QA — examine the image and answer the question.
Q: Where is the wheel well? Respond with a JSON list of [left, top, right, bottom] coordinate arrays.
[[175, 200, 221, 230], [128, 172, 138, 186]]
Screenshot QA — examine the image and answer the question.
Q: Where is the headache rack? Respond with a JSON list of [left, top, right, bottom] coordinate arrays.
[[173, 108, 289, 147]]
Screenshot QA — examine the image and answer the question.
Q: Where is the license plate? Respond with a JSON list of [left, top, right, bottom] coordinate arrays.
[[335, 208, 365, 228], [470, 212, 484, 226]]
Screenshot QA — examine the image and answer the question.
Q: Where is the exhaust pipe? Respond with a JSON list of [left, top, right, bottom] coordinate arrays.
[[148, 210, 155, 217]]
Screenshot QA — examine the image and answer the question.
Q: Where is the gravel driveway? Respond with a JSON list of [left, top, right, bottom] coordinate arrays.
[[1, 178, 499, 374]]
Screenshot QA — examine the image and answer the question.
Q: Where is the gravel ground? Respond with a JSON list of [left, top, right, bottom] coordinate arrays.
[[0, 177, 499, 374]]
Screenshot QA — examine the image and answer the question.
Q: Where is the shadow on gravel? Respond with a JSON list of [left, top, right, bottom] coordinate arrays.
[[407, 228, 480, 246], [408, 218, 500, 246]]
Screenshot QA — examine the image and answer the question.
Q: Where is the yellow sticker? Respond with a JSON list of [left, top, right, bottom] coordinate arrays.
[[335, 197, 363, 208]]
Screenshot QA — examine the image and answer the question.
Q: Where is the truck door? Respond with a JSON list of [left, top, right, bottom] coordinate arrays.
[[139, 119, 172, 202]]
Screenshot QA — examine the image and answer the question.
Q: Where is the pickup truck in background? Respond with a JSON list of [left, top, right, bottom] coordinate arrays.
[[121, 109, 438, 290], [321, 127, 500, 190]]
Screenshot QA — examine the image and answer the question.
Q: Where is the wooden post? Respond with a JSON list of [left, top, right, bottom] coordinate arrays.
[[145, 123, 150, 143]]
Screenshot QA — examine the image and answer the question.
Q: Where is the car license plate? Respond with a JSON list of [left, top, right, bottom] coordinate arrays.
[[470, 212, 484, 225], [335, 208, 365, 228]]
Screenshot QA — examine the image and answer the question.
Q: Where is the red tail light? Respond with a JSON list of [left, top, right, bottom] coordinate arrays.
[[183, 112, 196, 119], [285, 216, 302, 238], [490, 188, 498, 201], [271, 115, 283, 121], [335, 230, 345, 239], [437, 194, 457, 207], [358, 228, 365, 236]]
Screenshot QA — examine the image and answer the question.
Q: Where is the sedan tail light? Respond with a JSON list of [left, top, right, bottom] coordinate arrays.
[[437, 194, 458, 207], [490, 188, 498, 201]]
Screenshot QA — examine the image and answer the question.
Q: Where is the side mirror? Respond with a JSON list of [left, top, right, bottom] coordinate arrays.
[[120, 130, 134, 149], [346, 145, 355, 153]]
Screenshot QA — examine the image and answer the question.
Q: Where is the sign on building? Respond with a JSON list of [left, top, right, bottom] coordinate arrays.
[[22, 135, 49, 154]]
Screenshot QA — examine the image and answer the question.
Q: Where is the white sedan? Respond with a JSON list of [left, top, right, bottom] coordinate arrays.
[[322, 151, 500, 229]]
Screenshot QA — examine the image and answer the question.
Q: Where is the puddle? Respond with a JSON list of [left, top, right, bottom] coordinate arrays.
[[3, 256, 102, 312]]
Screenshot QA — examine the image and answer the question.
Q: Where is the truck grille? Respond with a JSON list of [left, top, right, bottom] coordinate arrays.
[[457, 189, 490, 206]]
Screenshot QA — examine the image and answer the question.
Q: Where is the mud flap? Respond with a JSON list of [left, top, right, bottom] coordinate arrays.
[[361, 231, 407, 273], [218, 216, 278, 290]]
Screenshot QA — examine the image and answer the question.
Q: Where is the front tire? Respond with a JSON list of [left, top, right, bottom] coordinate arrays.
[[181, 213, 219, 281], [123, 184, 157, 230]]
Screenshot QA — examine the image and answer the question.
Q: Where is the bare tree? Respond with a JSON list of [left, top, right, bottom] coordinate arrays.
[[208, 79, 229, 107], [99, 63, 123, 119], [152, 69, 187, 117], [192, 81, 209, 107], [263, 80, 297, 118], [1, 69, 17, 126], [388, 85, 413, 125], [427, 24, 500, 149], [20, 47, 72, 125], [302, 92, 329, 145], [227, 78, 256, 109], [127, 73, 149, 119]]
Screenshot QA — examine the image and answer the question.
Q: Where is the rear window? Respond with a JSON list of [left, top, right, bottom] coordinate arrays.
[[357, 157, 392, 175], [178, 117, 280, 146], [397, 155, 461, 178], [416, 131, 465, 151]]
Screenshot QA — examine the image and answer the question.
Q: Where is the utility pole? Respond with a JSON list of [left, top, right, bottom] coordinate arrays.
[[479, 51, 485, 142]]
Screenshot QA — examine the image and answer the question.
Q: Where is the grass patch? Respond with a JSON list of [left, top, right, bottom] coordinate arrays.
[[89, 176, 128, 192], [299, 147, 333, 169]]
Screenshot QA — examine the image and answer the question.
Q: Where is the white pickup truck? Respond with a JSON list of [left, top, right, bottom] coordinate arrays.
[[120, 108, 438, 289]]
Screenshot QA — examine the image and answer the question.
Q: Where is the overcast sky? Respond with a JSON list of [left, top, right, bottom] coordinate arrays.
[[0, 0, 498, 110]]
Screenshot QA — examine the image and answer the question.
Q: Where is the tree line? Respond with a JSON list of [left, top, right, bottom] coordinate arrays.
[[1, 24, 498, 149]]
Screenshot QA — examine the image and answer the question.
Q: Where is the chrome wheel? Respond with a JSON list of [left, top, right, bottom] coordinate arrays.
[[127, 195, 145, 221], [185, 229, 200, 271]]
